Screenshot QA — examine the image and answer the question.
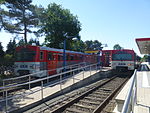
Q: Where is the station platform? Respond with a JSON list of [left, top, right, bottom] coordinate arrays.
[[0, 67, 112, 112], [114, 64, 150, 113]]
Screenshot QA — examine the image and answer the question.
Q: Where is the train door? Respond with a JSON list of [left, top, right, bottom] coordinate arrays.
[[105, 52, 110, 67], [47, 52, 57, 75], [39, 50, 47, 70], [38, 50, 48, 77]]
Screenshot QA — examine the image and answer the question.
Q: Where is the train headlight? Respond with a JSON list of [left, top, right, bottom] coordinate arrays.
[[128, 63, 133, 66]]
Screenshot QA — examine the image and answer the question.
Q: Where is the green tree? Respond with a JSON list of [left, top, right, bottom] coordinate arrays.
[[0, 0, 5, 3], [71, 40, 86, 52], [0, 42, 5, 66], [84, 40, 102, 51], [38, 3, 81, 50], [17, 38, 25, 46], [84, 40, 93, 50], [0, 0, 40, 44], [92, 40, 102, 50], [113, 44, 123, 50], [3, 54, 14, 66], [6, 39, 16, 55], [141, 55, 148, 62], [28, 38, 40, 46], [136, 55, 141, 62], [0, 42, 4, 58]]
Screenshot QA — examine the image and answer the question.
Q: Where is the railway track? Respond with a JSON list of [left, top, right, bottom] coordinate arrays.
[[23, 76, 129, 113], [50, 76, 128, 113]]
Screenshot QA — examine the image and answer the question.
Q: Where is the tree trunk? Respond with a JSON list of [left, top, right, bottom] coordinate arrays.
[[24, 24, 27, 44]]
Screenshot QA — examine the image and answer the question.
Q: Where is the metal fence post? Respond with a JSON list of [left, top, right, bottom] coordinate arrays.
[[73, 71, 75, 84], [41, 80, 43, 99], [83, 68, 84, 79], [90, 66, 91, 76], [47, 70, 49, 83], [5, 90, 8, 112], [3, 80, 5, 97], [78, 64, 80, 73], [60, 74, 62, 91], [29, 75, 31, 90]]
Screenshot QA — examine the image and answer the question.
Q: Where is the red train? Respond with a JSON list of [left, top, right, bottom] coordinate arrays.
[[86, 49, 136, 71], [14, 45, 98, 77], [111, 49, 136, 70]]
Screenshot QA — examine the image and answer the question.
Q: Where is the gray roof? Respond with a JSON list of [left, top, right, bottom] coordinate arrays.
[[40, 46, 86, 55]]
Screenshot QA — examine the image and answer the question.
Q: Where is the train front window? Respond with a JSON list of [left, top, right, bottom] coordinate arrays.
[[16, 49, 36, 61], [112, 53, 132, 61]]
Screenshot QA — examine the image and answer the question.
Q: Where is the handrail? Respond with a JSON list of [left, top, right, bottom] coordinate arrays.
[[0, 62, 100, 112], [3, 62, 86, 81], [0, 63, 98, 90], [121, 69, 137, 113], [0, 63, 84, 90]]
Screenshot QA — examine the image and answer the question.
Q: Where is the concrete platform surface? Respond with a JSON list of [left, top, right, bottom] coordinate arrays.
[[114, 67, 150, 113]]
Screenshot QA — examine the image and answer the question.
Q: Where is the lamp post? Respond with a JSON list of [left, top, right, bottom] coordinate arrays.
[[63, 33, 77, 72], [63, 38, 67, 72], [98, 44, 108, 67]]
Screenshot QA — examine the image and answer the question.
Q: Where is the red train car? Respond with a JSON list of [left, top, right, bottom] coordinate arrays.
[[111, 49, 135, 70], [101, 50, 113, 67], [14, 45, 98, 77]]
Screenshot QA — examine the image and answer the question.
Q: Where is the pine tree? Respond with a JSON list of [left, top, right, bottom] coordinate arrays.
[[1, 0, 40, 44], [6, 39, 16, 55]]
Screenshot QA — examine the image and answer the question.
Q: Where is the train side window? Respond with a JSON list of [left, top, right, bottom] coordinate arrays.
[[80, 55, 83, 60], [71, 55, 74, 60], [48, 52, 53, 60], [67, 54, 70, 61], [40, 51, 44, 60], [58, 53, 63, 61]]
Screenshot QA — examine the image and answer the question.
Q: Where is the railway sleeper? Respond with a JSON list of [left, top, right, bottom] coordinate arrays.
[[84, 97, 104, 102], [89, 93, 109, 98], [74, 103, 96, 110], [77, 101, 99, 107], [79, 99, 100, 105], [87, 95, 107, 101], [69, 104, 95, 113], [92, 92, 110, 96], [98, 88, 112, 92], [65, 108, 88, 113]]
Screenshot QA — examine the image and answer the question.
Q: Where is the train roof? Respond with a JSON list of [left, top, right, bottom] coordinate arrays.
[[40, 46, 85, 55]]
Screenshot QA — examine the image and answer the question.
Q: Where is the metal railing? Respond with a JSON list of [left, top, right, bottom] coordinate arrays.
[[121, 69, 137, 113], [2, 62, 86, 86], [0, 62, 101, 112]]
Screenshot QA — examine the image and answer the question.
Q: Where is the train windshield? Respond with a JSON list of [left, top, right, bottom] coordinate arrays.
[[112, 53, 132, 61], [16, 48, 36, 61]]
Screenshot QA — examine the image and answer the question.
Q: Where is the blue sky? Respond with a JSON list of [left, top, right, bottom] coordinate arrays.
[[1, 0, 150, 56]]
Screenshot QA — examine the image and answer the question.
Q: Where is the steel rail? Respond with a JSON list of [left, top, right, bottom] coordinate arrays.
[[93, 77, 129, 113], [50, 76, 117, 113]]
